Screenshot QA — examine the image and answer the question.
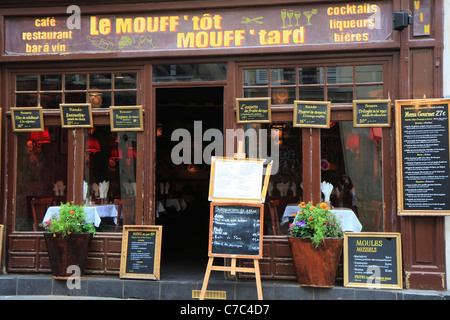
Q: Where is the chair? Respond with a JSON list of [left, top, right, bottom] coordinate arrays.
[[268, 200, 281, 235], [31, 197, 53, 231], [114, 197, 136, 232]]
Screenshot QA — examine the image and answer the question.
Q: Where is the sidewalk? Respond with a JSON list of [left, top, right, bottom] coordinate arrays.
[[1, 272, 449, 300]]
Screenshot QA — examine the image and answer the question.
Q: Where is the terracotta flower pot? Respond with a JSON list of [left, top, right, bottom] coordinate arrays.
[[288, 237, 343, 287], [44, 233, 92, 279]]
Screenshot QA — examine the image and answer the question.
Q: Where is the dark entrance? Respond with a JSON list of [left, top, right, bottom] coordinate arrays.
[[155, 87, 224, 272]]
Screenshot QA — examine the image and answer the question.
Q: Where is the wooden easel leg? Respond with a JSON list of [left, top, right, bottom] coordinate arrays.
[[253, 259, 263, 300], [199, 257, 214, 300]]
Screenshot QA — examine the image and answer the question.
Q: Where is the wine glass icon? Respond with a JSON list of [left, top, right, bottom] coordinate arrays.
[[281, 9, 287, 28], [303, 9, 318, 25], [287, 10, 294, 27], [294, 11, 301, 26]]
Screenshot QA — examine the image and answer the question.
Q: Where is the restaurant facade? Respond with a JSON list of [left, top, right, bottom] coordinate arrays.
[[0, 0, 447, 291]]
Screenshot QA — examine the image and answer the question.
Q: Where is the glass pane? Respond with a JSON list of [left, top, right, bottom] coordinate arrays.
[[89, 91, 111, 108], [115, 73, 137, 89], [153, 64, 226, 82], [264, 122, 303, 235], [327, 86, 353, 103], [16, 93, 38, 107], [271, 87, 295, 104], [327, 66, 353, 84], [356, 85, 384, 99], [243, 69, 268, 86], [40, 75, 62, 91], [15, 127, 68, 231], [356, 65, 383, 83], [41, 93, 62, 109], [271, 68, 296, 85], [299, 87, 324, 101], [321, 122, 383, 232], [65, 92, 87, 103], [16, 75, 38, 91], [65, 74, 87, 90], [84, 127, 137, 231], [244, 88, 269, 98], [299, 67, 324, 85], [90, 73, 112, 90], [115, 91, 137, 106]]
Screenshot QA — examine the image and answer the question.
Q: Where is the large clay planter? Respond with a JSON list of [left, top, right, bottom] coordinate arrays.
[[288, 237, 343, 287], [44, 233, 92, 279]]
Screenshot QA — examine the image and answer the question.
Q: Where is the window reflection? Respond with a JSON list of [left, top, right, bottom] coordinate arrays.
[[15, 127, 68, 231], [84, 127, 137, 231]]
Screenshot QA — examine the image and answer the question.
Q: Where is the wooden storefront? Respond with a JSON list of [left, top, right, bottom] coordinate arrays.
[[0, 0, 446, 290]]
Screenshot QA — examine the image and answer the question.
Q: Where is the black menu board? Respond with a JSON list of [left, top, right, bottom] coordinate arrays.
[[353, 99, 391, 127], [236, 98, 271, 124], [396, 99, 450, 215], [11, 107, 44, 132], [60, 103, 93, 128], [344, 232, 402, 289], [120, 225, 162, 280], [110, 106, 144, 131], [293, 101, 331, 128], [209, 203, 263, 258]]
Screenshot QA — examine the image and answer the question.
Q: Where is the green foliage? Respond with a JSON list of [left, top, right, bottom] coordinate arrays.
[[289, 201, 343, 247], [41, 202, 95, 237]]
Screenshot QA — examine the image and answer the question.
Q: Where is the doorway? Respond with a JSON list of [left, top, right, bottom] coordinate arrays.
[[155, 86, 224, 271]]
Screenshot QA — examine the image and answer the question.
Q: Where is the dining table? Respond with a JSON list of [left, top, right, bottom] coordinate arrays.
[[281, 204, 362, 233], [42, 204, 119, 228]]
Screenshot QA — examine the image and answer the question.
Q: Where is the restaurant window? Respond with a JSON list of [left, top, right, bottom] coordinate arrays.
[[15, 126, 68, 231], [14, 71, 139, 232], [15, 72, 138, 108], [243, 64, 383, 104], [321, 122, 383, 232], [84, 127, 137, 231]]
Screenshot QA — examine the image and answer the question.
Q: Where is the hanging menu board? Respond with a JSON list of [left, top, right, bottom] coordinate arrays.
[[353, 99, 391, 127], [293, 101, 331, 128], [11, 107, 44, 132], [209, 203, 263, 258], [60, 103, 93, 128], [120, 225, 162, 280], [236, 98, 271, 124], [110, 106, 144, 131], [395, 99, 450, 215], [344, 232, 402, 289]]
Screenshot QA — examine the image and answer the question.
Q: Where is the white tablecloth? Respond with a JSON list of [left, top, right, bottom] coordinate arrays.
[[42, 204, 118, 227], [281, 205, 362, 232]]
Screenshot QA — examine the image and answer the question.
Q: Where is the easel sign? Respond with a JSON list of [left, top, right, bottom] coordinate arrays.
[[208, 156, 272, 203], [119, 225, 162, 280]]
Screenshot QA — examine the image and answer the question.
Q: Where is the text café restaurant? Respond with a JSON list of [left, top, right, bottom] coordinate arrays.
[[0, 0, 448, 291]]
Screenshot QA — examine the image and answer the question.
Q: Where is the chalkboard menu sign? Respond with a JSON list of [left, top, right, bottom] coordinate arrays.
[[395, 99, 450, 215], [236, 98, 271, 124], [293, 101, 331, 128], [110, 106, 144, 131], [209, 203, 263, 258], [11, 107, 44, 132], [353, 99, 391, 127], [60, 103, 93, 128], [344, 232, 402, 289], [120, 225, 162, 280]]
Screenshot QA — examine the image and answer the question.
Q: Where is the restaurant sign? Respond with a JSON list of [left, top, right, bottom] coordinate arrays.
[[4, 1, 392, 56]]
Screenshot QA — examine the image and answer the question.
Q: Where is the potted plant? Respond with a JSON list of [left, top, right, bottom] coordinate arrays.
[[41, 201, 95, 279], [288, 201, 344, 287]]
